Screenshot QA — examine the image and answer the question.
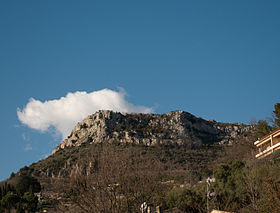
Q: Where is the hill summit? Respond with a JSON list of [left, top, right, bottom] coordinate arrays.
[[53, 110, 254, 154]]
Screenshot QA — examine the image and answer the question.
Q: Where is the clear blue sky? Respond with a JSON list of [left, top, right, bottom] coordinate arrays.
[[1, 0, 280, 180]]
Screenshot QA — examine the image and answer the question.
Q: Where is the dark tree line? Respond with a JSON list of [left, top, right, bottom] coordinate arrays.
[[0, 174, 41, 212]]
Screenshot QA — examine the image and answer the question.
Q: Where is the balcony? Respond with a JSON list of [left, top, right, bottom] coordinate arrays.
[[254, 128, 280, 159]]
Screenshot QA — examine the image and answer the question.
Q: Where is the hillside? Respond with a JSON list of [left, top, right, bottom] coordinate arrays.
[[2, 110, 258, 212], [24, 110, 254, 178]]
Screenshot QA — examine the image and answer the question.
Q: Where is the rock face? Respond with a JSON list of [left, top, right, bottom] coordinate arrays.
[[52, 110, 254, 154]]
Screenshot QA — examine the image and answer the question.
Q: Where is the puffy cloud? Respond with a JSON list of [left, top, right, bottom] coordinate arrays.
[[17, 88, 153, 139]]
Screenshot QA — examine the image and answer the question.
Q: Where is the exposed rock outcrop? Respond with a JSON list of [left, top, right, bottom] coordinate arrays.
[[52, 110, 254, 154]]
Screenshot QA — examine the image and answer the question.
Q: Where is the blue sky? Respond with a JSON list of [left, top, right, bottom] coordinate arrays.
[[1, 0, 280, 180]]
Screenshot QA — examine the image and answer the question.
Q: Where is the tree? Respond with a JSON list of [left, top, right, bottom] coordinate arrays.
[[212, 161, 248, 212], [165, 186, 204, 213], [10, 172, 16, 179], [272, 103, 280, 128], [253, 103, 280, 140], [16, 175, 41, 196], [255, 120, 272, 139], [22, 192, 38, 213], [1, 193, 20, 210], [239, 165, 263, 212], [59, 144, 165, 213]]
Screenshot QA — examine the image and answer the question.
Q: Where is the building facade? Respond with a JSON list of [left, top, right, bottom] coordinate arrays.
[[254, 128, 280, 159]]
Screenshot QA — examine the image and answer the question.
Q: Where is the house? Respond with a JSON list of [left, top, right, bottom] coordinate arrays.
[[254, 127, 280, 159]]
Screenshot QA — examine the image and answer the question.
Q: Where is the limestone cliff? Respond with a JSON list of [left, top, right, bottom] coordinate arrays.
[[52, 110, 254, 154]]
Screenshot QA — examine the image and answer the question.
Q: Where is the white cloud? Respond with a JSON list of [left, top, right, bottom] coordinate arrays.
[[17, 88, 153, 139]]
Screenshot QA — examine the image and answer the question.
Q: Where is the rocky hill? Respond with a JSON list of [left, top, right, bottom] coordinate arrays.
[[4, 110, 280, 213], [6, 110, 257, 212], [52, 110, 254, 154], [20, 110, 256, 180]]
